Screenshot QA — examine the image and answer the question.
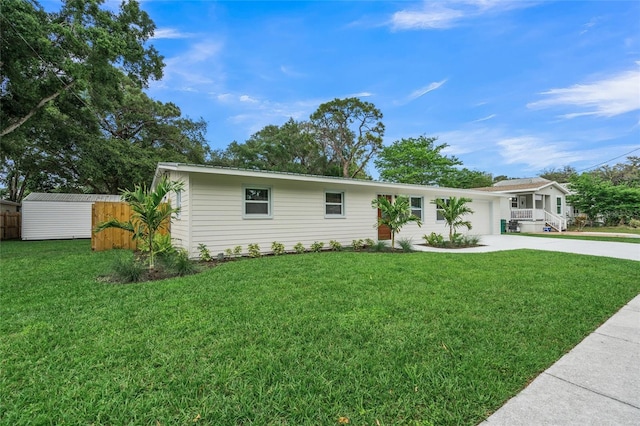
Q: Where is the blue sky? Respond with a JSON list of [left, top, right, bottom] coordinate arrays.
[[49, 1, 640, 178]]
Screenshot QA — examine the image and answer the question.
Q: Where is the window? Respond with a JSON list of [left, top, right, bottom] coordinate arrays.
[[436, 198, 448, 221], [244, 186, 271, 218], [556, 196, 562, 215], [325, 191, 344, 217], [410, 196, 423, 220], [511, 197, 518, 208], [175, 190, 182, 219]]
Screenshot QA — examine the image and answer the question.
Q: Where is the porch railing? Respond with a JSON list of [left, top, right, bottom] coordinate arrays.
[[544, 211, 566, 232], [510, 209, 545, 221]]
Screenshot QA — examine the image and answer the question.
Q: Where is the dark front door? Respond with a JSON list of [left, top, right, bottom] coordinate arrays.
[[377, 194, 392, 240]]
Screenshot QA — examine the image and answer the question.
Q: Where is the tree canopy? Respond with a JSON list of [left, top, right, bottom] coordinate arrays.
[[1, 0, 210, 201], [310, 97, 384, 178], [374, 136, 462, 186]]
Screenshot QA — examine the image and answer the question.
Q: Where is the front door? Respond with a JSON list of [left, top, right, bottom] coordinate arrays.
[[377, 194, 392, 240], [518, 195, 527, 209]]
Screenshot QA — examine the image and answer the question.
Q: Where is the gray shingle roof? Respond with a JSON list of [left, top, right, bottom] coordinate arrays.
[[22, 193, 122, 202]]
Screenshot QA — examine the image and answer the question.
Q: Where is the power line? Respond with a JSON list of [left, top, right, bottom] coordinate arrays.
[[577, 146, 640, 172]]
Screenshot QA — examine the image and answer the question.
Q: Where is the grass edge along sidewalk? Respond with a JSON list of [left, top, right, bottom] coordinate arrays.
[[1, 240, 639, 425]]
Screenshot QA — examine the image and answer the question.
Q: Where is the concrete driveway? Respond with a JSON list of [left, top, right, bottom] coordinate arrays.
[[414, 234, 640, 261]]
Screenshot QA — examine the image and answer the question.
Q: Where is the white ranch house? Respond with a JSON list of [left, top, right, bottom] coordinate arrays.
[[152, 163, 508, 258], [475, 178, 570, 233]]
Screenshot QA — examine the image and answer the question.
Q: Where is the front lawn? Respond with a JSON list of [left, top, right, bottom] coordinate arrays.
[[1, 240, 639, 425], [519, 233, 640, 244]]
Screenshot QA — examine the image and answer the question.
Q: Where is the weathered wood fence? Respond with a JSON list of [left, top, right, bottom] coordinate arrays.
[[91, 202, 170, 252], [0, 212, 21, 240]]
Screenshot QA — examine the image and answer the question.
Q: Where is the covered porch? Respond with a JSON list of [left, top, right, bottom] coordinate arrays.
[[509, 193, 566, 232]]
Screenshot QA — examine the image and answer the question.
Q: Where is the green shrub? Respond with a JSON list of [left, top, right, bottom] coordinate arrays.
[[168, 249, 198, 276], [461, 235, 481, 246], [112, 256, 146, 283], [294, 242, 306, 254], [310, 241, 324, 252], [233, 245, 243, 256], [451, 232, 464, 246], [329, 240, 343, 251], [198, 243, 212, 261], [364, 238, 376, 248], [629, 218, 640, 228], [423, 232, 445, 247], [248, 243, 261, 258], [271, 241, 286, 255], [351, 239, 364, 251], [369, 240, 388, 252], [397, 237, 413, 252], [224, 248, 233, 258]]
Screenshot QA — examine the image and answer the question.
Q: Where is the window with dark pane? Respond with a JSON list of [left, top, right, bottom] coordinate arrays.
[[325, 191, 344, 216]]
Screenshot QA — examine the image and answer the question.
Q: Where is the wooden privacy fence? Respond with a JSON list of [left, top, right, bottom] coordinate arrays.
[[91, 202, 170, 252], [0, 212, 21, 240]]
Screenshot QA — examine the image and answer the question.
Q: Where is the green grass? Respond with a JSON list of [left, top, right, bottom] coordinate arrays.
[[2, 240, 639, 425], [569, 225, 640, 235], [520, 233, 640, 244]]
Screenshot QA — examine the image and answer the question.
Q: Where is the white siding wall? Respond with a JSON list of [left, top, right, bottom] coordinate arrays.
[[166, 171, 190, 252], [22, 201, 93, 240], [187, 173, 501, 257]]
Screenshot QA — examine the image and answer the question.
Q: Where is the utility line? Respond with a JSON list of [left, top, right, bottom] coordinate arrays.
[[577, 146, 640, 172]]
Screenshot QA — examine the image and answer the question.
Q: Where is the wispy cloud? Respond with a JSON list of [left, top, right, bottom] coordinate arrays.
[[152, 28, 194, 40], [397, 79, 447, 104], [471, 114, 496, 123], [527, 63, 640, 119], [348, 92, 374, 98], [390, 0, 538, 31], [154, 39, 224, 89], [280, 65, 306, 78], [497, 136, 585, 169]]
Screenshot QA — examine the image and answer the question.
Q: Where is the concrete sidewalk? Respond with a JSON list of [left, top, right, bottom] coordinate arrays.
[[414, 234, 640, 261], [481, 295, 640, 425]]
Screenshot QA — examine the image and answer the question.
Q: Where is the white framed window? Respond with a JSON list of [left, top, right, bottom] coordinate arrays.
[[511, 197, 518, 208], [435, 198, 448, 221], [556, 196, 562, 215], [410, 196, 423, 220], [175, 190, 182, 219], [243, 186, 272, 218], [325, 191, 345, 217]]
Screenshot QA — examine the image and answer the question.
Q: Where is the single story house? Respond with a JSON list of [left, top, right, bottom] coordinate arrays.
[[22, 192, 121, 240], [475, 177, 570, 232], [152, 163, 508, 257], [0, 199, 21, 213]]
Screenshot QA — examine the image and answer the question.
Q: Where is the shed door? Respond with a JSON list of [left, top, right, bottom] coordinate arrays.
[[377, 194, 392, 240]]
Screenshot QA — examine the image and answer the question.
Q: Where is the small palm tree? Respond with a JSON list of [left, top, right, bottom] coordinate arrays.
[[372, 196, 422, 249], [95, 176, 184, 269], [432, 196, 474, 241]]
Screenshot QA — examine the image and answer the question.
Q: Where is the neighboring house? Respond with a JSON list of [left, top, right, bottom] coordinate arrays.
[[0, 199, 21, 213], [22, 193, 121, 240], [475, 177, 570, 232], [152, 162, 508, 258]]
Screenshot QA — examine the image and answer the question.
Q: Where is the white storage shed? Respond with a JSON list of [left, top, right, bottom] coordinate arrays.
[[21, 193, 121, 240]]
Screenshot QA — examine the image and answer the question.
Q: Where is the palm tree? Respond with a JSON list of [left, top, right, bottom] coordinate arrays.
[[372, 196, 422, 249], [95, 176, 184, 269], [432, 196, 474, 241]]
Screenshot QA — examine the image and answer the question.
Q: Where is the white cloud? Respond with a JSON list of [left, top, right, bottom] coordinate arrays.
[[156, 39, 224, 88], [527, 63, 640, 118], [347, 92, 374, 98], [152, 28, 193, 40], [397, 79, 447, 104], [239, 95, 259, 103], [280, 65, 306, 78], [390, 0, 537, 31], [496, 137, 585, 169], [471, 113, 496, 123]]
